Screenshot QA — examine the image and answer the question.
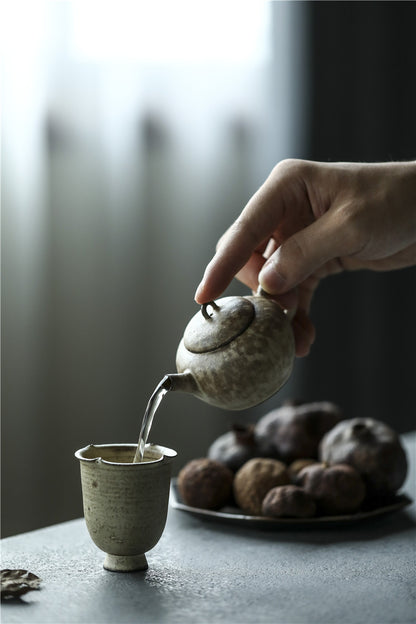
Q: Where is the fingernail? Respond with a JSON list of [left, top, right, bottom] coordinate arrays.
[[259, 260, 287, 294], [194, 283, 203, 302]]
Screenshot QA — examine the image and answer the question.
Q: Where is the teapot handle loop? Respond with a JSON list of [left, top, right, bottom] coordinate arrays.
[[201, 301, 220, 320]]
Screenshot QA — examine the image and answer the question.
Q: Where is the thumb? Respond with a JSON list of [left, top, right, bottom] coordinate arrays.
[[258, 212, 349, 294]]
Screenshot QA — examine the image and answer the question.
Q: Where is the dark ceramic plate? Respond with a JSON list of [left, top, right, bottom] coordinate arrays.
[[170, 479, 413, 529]]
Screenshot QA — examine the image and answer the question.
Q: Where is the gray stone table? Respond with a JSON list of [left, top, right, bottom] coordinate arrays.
[[2, 433, 415, 624]]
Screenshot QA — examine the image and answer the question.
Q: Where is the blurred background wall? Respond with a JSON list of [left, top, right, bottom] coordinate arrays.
[[2, 0, 415, 537]]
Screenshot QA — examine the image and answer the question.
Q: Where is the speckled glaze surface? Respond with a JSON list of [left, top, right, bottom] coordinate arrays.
[[75, 443, 177, 572], [175, 295, 295, 410]]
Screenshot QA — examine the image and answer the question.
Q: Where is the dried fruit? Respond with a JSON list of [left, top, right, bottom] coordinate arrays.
[[207, 423, 259, 472], [262, 485, 317, 518], [297, 463, 366, 515], [288, 458, 318, 482], [255, 401, 343, 463], [233, 457, 290, 515], [319, 418, 408, 499], [177, 458, 233, 510]]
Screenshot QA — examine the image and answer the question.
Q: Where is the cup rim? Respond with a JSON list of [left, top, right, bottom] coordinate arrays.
[[75, 443, 177, 466]]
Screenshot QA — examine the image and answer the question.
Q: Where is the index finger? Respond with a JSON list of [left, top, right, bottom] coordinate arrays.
[[194, 174, 288, 303], [194, 225, 262, 303]]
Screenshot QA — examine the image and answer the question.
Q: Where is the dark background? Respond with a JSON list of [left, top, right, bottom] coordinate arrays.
[[287, 1, 416, 432]]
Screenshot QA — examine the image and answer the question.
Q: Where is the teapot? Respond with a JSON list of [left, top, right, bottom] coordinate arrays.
[[163, 291, 295, 410]]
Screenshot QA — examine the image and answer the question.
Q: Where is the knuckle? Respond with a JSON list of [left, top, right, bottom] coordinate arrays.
[[270, 158, 311, 181]]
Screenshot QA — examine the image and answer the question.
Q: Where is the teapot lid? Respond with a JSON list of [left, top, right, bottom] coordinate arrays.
[[183, 297, 255, 353]]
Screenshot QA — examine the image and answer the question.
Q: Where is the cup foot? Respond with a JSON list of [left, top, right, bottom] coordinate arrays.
[[103, 553, 148, 572]]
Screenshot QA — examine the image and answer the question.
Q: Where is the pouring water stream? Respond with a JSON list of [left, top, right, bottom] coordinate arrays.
[[133, 376, 172, 463]]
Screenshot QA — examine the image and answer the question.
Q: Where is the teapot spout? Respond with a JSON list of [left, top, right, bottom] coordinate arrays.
[[164, 371, 198, 395]]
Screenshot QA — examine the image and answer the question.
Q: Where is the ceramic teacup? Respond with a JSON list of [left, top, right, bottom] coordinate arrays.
[[75, 443, 177, 572]]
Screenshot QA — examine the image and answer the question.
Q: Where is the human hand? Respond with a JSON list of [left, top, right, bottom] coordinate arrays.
[[195, 159, 416, 356]]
